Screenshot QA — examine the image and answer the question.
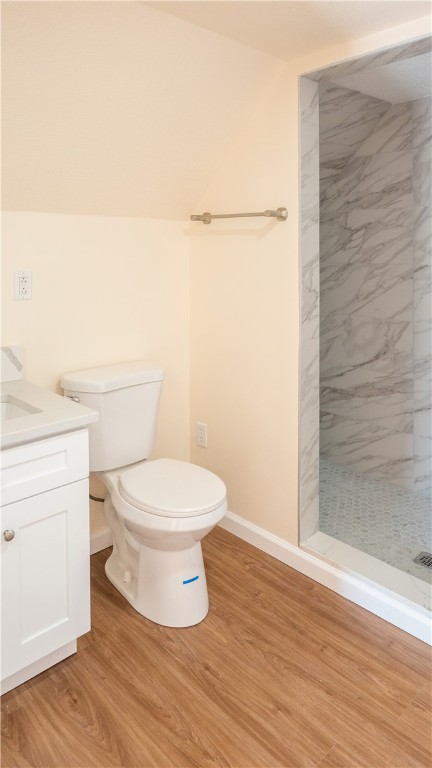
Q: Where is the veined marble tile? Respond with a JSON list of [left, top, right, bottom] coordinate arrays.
[[301, 337, 319, 397], [301, 206, 319, 269], [302, 264, 319, 324], [301, 120, 319, 211], [301, 372, 319, 418], [413, 376, 432, 397], [320, 208, 413, 267], [414, 319, 432, 387], [320, 146, 356, 169], [321, 151, 413, 212], [413, 143, 432, 207], [300, 482, 319, 540], [300, 480, 320, 541], [320, 261, 413, 321], [414, 394, 432, 441], [320, 411, 413, 488], [300, 77, 319, 125], [321, 368, 413, 395], [355, 102, 412, 156], [319, 84, 389, 194], [301, 389, 320, 454], [300, 376, 320, 540], [414, 264, 432, 324], [414, 380, 431, 402], [413, 205, 432, 269], [320, 84, 387, 138], [299, 88, 319, 543], [301, 388, 319, 464], [413, 97, 432, 149], [414, 436, 432, 498], [320, 157, 352, 192], [319, 84, 388, 171], [320, 314, 413, 379], [308, 36, 432, 83], [320, 389, 413, 434], [300, 385, 320, 540]]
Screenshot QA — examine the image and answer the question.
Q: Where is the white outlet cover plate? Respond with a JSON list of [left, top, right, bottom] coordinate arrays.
[[14, 271, 32, 301]]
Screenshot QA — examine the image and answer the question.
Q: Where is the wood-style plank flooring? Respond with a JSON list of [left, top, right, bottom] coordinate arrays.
[[2, 527, 431, 767]]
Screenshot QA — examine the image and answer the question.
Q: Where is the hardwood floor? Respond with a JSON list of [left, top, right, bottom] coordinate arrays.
[[2, 527, 431, 767]]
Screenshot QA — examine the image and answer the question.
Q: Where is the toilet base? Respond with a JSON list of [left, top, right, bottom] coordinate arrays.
[[105, 541, 209, 628]]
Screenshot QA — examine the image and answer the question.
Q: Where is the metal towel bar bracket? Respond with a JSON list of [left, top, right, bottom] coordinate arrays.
[[190, 207, 287, 224]]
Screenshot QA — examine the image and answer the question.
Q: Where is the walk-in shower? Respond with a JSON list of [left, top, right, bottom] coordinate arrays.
[[319, 78, 431, 583], [299, 36, 431, 629]]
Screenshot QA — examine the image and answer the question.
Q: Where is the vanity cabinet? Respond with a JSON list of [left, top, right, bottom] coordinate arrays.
[[1, 430, 91, 693]]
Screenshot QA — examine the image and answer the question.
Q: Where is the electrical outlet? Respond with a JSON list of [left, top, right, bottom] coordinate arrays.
[[14, 271, 32, 301], [196, 422, 208, 448]]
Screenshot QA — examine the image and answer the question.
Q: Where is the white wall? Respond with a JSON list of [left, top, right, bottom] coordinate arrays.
[[1, 212, 190, 530], [189, 63, 299, 543]]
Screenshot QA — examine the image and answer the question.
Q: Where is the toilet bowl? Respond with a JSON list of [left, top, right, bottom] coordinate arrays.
[[101, 458, 226, 626], [61, 362, 227, 627]]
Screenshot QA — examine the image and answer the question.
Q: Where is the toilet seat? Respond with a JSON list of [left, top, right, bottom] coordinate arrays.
[[118, 458, 227, 518]]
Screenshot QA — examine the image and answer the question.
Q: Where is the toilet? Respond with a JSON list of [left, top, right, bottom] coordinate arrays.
[[61, 361, 227, 627]]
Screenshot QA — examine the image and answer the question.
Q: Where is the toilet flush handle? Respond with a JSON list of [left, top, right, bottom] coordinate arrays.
[[66, 395, 80, 403]]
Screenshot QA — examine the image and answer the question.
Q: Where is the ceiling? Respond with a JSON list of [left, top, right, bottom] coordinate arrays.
[[147, 1, 431, 62]]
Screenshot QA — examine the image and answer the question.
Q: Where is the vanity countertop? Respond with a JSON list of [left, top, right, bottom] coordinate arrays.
[[1, 379, 98, 450]]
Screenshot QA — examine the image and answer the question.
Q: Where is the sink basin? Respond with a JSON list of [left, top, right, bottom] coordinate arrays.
[[1, 379, 98, 450], [0, 395, 42, 421]]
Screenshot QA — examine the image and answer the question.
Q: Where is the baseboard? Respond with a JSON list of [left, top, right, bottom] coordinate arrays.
[[90, 526, 113, 555], [219, 512, 431, 645]]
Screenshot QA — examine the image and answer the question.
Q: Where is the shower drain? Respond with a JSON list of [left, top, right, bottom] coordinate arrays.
[[413, 552, 432, 569]]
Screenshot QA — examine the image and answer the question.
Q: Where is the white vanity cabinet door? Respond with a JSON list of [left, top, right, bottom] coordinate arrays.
[[1, 479, 90, 680]]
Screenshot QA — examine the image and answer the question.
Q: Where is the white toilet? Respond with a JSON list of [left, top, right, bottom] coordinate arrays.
[[61, 361, 227, 628]]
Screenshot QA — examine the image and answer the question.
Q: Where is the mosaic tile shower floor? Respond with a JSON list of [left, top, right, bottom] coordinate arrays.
[[319, 459, 432, 585]]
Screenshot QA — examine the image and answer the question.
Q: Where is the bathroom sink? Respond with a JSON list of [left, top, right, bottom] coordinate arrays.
[[0, 394, 42, 421], [1, 380, 98, 450]]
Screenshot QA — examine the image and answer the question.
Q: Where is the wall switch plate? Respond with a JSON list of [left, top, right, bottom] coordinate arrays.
[[14, 271, 32, 301], [196, 422, 208, 448]]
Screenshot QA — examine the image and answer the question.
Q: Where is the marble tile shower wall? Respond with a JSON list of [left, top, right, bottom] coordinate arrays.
[[413, 97, 432, 497], [299, 77, 320, 540], [319, 85, 431, 497], [299, 39, 432, 545]]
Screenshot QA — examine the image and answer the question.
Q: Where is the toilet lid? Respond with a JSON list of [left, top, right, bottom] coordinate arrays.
[[118, 459, 226, 517]]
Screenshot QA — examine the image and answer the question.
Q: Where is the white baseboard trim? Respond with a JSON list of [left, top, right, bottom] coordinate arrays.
[[90, 526, 113, 555], [219, 511, 431, 645]]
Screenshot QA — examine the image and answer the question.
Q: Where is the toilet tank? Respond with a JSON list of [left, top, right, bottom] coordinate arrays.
[[61, 362, 163, 471]]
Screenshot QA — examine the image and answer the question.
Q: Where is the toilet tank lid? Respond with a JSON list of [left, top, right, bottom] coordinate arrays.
[[61, 361, 164, 393]]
